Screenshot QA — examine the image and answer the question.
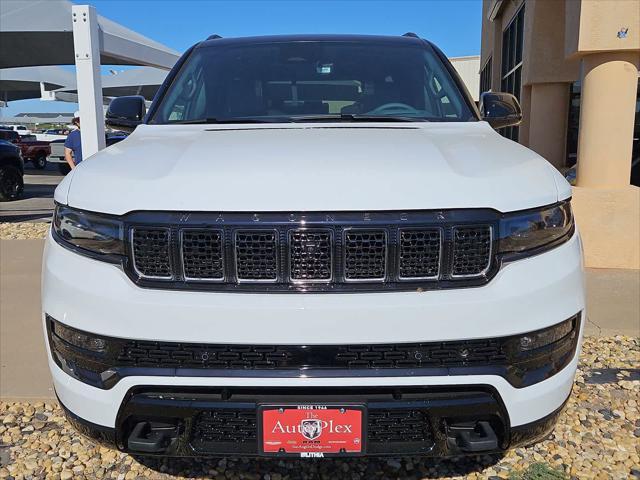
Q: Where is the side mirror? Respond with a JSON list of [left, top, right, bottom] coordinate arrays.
[[479, 92, 522, 130], [105, 96, 146, 133]]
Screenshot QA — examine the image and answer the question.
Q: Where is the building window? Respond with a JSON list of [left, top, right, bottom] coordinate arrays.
[[566, 81, 581, 168], [480, 57, 492, 96], [500, 4, 525, 141]]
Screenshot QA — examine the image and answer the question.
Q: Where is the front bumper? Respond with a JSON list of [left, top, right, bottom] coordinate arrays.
[[58, 385, 570, 458], [43, 230, 585, 456]]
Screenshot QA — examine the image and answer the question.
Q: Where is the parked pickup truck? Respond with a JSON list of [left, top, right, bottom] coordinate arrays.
[[17, 135, 51, 169], [45, 34, 584, 460], [48, 139, 67, 173], [49, 133, 127, 174], [35, 129, 69, 142]]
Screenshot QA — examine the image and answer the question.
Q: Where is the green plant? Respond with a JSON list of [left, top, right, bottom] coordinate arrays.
[[508, 462, 568, 480]]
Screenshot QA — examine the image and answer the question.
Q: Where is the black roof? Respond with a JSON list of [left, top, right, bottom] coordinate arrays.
[[198, 33, 426, 49]]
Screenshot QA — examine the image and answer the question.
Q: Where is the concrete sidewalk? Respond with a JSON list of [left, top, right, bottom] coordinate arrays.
[[0, 240, 53, 401], [1, 239, 638, 401]]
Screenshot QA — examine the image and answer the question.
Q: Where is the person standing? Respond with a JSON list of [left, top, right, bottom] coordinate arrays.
[[64, 111, 83, 170]]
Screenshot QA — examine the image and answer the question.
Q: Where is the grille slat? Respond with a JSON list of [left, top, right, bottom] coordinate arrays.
[[289, 230, 332, 281], [344, 230, 387, 281], [367, 409, 433, 445], [452, 226, 492, 277], [191, 410, 257, 451], [116, 338, 508, 370], [235, 230, 278, 281], [131, 228, 172, 279], [399, 229, 441, 279], [181, 230, 224, 280]]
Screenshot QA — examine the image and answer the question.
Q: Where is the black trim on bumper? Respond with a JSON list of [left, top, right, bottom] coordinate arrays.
[[46, 314, 581, 390], [58, 396, 117, 448], [58, 387, 571, 458]]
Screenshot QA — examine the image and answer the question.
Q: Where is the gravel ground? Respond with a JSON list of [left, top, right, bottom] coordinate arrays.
[[1, 336, 638, 480], [0, 223, 50, 240]]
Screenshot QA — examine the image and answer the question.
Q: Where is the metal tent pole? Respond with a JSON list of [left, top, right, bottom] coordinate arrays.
[[72, 5, 106, 159]]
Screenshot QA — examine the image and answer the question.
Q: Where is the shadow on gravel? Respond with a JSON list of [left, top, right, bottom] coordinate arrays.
[[133, 454, 504, 479], [0, 212, 53, 222]]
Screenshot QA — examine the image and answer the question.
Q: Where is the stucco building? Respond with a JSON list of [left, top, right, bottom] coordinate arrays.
[[480, 0, 640, 269], [450, 55, 481, 101]]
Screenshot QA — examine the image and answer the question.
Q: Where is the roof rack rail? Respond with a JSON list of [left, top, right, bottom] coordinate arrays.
[[207, 34, 223, 40], [402, 32, 419, 38]]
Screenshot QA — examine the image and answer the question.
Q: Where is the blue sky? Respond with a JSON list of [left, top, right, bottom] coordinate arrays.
[[3, 0, 482, 116]]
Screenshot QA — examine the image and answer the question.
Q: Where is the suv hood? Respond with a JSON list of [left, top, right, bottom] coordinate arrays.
[[62, 122, 566, 215]]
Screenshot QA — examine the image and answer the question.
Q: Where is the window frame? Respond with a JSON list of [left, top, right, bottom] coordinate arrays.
[[148, 39, 480, 125], [499, 4, 525, 141]]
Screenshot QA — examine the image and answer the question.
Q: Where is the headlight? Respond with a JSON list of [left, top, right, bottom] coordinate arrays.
[[498, 201, 574, 255], [53, 204, 124, 258]]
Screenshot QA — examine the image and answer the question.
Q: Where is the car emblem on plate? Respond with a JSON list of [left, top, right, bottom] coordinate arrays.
[[300, 419, 322, 440], [302, 239, 320, 254]]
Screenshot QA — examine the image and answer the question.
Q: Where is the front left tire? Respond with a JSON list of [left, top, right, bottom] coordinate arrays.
[[33, 154, 48, 170], [0, 165, 24, 201]]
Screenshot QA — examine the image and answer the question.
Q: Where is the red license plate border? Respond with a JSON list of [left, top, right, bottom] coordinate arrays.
[[257, 403, 367, 457]]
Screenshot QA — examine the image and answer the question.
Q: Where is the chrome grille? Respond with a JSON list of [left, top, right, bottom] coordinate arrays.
[[289, 230, 332, 282], [344, 230, 387, 281], [398, 229, 441, 279], [181, 230, 224, 280], [131, 228, 172, 279], [126, 211, 499, 291], [452, 226, 492, 277], [234, 230, 278, 281]]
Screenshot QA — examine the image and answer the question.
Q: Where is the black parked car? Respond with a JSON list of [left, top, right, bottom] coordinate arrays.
[[0, 139, 24, 201]]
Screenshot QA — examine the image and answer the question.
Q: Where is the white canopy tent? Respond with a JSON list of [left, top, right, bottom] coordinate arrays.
[[0, 0, 179, 69], [0, 0, 180, 156], [0, 114, 74, 125], [55, 66, 169, 102], [0, 66, 76, 103]]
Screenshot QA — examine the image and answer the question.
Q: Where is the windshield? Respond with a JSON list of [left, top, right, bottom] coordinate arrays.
[[150, 41, 476, 124]]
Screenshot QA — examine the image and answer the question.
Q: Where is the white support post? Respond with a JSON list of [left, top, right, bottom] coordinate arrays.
[[39, 82, 55, 101], [72, 5, 106, 159]]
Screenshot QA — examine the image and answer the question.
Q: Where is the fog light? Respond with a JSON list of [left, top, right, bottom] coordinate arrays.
[[53, 322, 107, 353], [518, 318, 575, 351]]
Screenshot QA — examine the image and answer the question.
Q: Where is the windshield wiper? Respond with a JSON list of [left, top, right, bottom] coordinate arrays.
[[169, 117, 292, 125], [290, 114, 429, 123]]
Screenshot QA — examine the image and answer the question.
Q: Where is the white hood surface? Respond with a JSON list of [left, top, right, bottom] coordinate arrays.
[[62, 122, 564, 215]]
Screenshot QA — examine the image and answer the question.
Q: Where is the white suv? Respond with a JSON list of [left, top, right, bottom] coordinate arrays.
[[43, 34, 584, 459]]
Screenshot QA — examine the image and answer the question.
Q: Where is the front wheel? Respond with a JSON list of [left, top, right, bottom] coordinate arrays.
[[33, 154, 47, 169], [57, 163, 71, 175], [0, 165, 24, 201]]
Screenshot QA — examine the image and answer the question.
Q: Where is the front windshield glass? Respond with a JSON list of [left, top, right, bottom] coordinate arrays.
[[150, 41, 476, 124]]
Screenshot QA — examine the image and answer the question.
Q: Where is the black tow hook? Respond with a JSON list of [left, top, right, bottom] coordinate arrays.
[[127, 421, 179, 453], [446, 421, 499, 453]]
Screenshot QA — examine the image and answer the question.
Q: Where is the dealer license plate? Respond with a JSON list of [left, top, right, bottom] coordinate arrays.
[[260, 405, 364, 457]]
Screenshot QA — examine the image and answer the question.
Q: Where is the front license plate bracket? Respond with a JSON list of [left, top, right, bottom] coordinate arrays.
[[259, 404, 366, 457]]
